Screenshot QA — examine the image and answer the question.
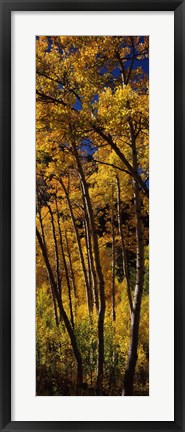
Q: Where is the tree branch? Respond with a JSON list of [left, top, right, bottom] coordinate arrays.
[[93, 126, 149, 198]]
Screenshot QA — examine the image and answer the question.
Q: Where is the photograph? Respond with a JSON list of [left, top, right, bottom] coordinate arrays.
[[36, 35, 149, 397], [1, 0, 185, 429]]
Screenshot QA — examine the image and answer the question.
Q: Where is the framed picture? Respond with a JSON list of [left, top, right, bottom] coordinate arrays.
[[0, 0, 184, 431]]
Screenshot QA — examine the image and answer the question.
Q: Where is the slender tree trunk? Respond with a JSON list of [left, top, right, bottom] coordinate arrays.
[[36, 227, 83, 386], [55, 196, 75, 329], [72, 143, 105, 393], [122, 125, 144, 396], [116, 175, 133, 315], [83, 217, 94, 311], [38, 208, 59, 326], [38, 208, 46, 246], [59, 178, 92, 316], [47, 205, 61, 293], [111, 198, 116, 322], [81, 183, 99, 312], [65, 230, 77, 299]]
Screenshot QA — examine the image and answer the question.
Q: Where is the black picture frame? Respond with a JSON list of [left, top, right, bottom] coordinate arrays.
[[0, 1, 184, 431]]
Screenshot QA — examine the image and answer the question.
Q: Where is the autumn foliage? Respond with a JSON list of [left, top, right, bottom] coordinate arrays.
[[36, 36, 149, 396]]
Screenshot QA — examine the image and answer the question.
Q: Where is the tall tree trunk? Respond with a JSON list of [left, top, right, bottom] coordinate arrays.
[[59, 178, 92, 316], [111, 197, 116, 322], [38, 208, 59, 327], [72, 143, 105, 393], [81, 183, 99, 312], [122, 125, 144, 396], [47, 204, 61, 293], [36, 227, 83, 386], [116, 175, 133, 315], [64, 230, 77, 299], [55, 196, 75, 329], [83, 217, 94, 312]]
